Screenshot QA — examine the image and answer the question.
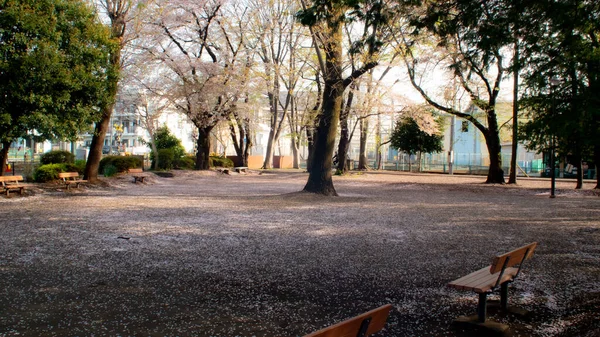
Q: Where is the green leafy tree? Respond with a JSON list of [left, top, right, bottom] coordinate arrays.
[[0, 0, 115, 175], [148, 126, 185, 169], [398, 0, 527, 184], [519, 0, 600, 189], [390, 116, 443, 171]]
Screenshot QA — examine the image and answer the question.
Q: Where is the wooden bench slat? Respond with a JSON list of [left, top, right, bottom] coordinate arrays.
[[1, 176, 26, 196], [448, 267, 518, 293], [490, 242, 537, 274], [304, 304, 392, 337], [58, 172, 86, 190]]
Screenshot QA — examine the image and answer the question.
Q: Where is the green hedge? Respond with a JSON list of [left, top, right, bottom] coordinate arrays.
[[40, 150, 74, 165], [99, 156, 142, 174], [175, 155, 195, 170], [209, 156, 234, 168], [157, 148, 175, 170], [34, 164, 65, 182]]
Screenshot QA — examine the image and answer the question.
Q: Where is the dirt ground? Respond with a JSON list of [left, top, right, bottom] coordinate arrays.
[[0, 170, 599, 337]]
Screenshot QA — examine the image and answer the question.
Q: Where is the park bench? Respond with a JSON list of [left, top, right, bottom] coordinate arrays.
[[234, 166, 248, 173], [58, 172, 87, 190], [128, 168, 147, 183], [447, 242, 538, 330], [304, 304, 392, 337], [0, 175, 26, 196]]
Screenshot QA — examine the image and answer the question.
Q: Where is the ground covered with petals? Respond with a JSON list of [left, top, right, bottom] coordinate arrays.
[[1, 170, 599, 336]]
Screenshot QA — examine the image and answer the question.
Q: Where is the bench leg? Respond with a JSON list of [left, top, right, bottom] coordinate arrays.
[[477, 292, 488, 323], [500, 282, 509, 310]]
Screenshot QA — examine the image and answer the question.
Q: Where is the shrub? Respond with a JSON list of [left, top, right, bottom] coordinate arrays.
[[157, 148, 175, 170], [209, 156, 234, 168], [174, 155, 195, 170], [99, 156, 142, 174], [34, 164, 65, 182], [40, 150, 74, 165], [103, 164, 118, 177]]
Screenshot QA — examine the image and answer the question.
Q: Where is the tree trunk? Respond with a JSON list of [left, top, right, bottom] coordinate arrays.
[[484, 128, 505, 183], [150, 136, 159, 171], [0, 141, 10, 176], [291, 140, 299, 169], [508, 38, 519, 184], [306, 127, 315, 172], [375, 112, 382, 170], [195, 125, 214, 170], [575, 156, 583, 189], [358, 116, 369, 170], [303, 78, 343, 195], [594, 144, 600, 189], [84, 111, 112, 182], [303, 12, 344, 196], [263, 127, 275, 169], [336, 84, 355, 174]]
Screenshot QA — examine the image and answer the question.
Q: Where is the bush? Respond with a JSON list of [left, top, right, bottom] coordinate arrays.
[[99, 156, 142, 174], [209, 156, 234, 168], [34, 164, 65, 182], [103, 164, 118, 177], [174, 155, 195, 170], [40, 150, 74, 165], [157, 148, 175, 170]]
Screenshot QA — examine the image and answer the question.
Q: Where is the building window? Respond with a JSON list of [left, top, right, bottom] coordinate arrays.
[[461, 121, 469, 132]]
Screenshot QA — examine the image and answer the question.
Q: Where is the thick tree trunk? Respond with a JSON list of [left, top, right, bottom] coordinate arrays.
[[291, 140, 300, 169], [358, 116, 369, 170], [303, 77, 343, 196], [594, 145, 600, 189], [303, 16, 344, 196], [263, 128, 275, 169], [574, 156, 583, 189], [195, 125, 214, 170], [0, 141, 10, 176], [484, 129, 505, 184], [84, 111, 112, 182]]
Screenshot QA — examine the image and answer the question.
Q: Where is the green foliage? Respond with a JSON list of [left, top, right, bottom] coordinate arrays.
[[33, 164, 65, 182], [150, 126, 186, 168], [157, 149, 175, 170], [103, 164, 118, 177], [40, 150, 75, 165], [175, 155, 196, 170], [209, 156, 234, 168], [0, 0, 115, 146], [390, 117, 444, 156], [99, 156, 142, 174]]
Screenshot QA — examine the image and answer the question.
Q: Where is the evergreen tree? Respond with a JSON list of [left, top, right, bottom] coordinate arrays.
[[0, 0, 115, 175]]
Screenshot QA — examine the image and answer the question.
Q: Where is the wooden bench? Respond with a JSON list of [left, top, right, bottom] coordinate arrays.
[[128, 168, 147, 183], [0, 175, 26, 196], [448, 242, 538, 327], [58, 172, 87, 190], [304, 304, 392, 337]]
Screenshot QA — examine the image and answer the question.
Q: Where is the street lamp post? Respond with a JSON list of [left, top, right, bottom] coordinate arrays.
[[549, 77, 560, 198]]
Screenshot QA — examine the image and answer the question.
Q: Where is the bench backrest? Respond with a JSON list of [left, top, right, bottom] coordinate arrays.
[[0, 175, 23, 184], [58, 172, 80, 179], [304, 304, 392, 337], [490, 242, 537, 274], [128, 168, 143, 173]]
